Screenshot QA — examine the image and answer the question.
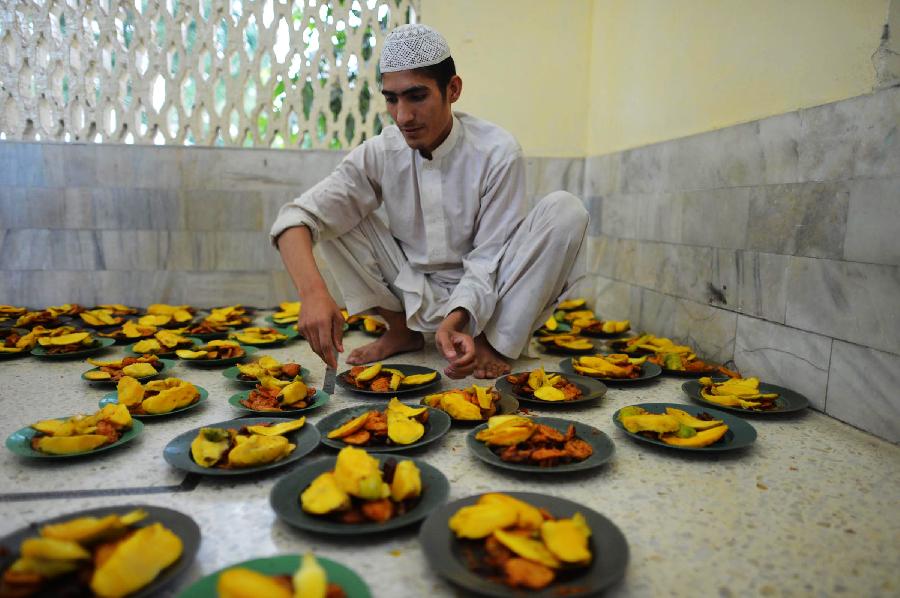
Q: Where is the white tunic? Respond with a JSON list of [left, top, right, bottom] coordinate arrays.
[[270, 112, 528, 335]]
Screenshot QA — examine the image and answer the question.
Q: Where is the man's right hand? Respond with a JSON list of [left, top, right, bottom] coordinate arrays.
[[296, 292, 345, 369]]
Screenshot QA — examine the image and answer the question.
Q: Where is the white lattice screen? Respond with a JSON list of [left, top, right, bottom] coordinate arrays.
[[0, 0, 419, 149]]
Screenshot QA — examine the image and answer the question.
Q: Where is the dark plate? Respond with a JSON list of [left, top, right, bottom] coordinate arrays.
[[179, 330, 230, 341], [0, 328, 31, 360], [420, 492, 629, 598], [606, 338, 652, 355], [420, 392, 519, 426], [467, 416, 615, 474], [176, 554, 370, 598], [536, 338, 597, 356], [0, 505, 200, 598], [163, 416, 320, 476], [177, 341, 257, 367], [228, 326, 300, 347], [658, 362, 723, 378], [81, 358, 177, 386], [269, 455, 450, 535], [6, 418, 145, 459], [558, 357, 663, 384], [124, 339, 198, 357], [317, 405, 451, 453], [99, 386, 209, 419], [228, 389, 330, 416], [682, 380, 810, 415], [612, 402, 757, 452], [336, 364, 442, 397], [222, 364, 311, 387], [495, 371, 607, 407], [30, 337, 116, 359]]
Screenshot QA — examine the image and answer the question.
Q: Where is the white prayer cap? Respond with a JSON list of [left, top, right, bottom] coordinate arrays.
[[379, 24, 451, 73]]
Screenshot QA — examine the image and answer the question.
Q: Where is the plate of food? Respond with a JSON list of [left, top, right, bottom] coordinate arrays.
[[228, 382, 329, 416], [177, 319, 230, 340], [96, 320, 159, 344], [612, 402, 757, 452], [228, 326, 299, 347], [0, 504, 200, 598], [559, 355, 662, 384], [419, 491, 629, 597], [124, 330, 197, 356], [576, 319, 632, 339], [318, 400, 451, 453], [203, 305, 253, 329], [265, 301, 301, 327], [81, 356, 176, 385], [534, 334, 596, 355], [6, 404, 144, 458], [77, 308, 129, 329], [420, 384, 519, 425], [222, 355, 310, 387], [91, 303, 143, 316], [14, 310, 68, 329], [175, 339, 256, 367], [495, 368, 607, 407], [649, 352, 734, 378], [30, 333, 115, 359], [270, 447, 450, 535], [336, 363, 441, 397], [467, 415, 614, 474], [0, 327, 33, 359], [99, 378, 208, 418], [683, 377, 810, 415], [176, 553, 371, 598], [163, 416, 319, 475]]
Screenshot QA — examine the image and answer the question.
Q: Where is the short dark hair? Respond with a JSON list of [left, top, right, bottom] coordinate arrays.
[[413, 56, 456, 98]]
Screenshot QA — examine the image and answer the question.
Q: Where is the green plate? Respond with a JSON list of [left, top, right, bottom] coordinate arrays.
[[420, 492, 629, 598], [558, 357, 663, 384], [228, 326, 300, 347], [81, 358, 176, 386], [612, 402, 758, 452], [30, 337, 116, 359], [99, 386, 209, 419], [6, 418, 144, 459], [682, 380, 810, 415], [163, 416, 320, 476], [124, 339, 198, 357], [222, 364, 312, 386], [1, 505, 199, 598], [228, 389, 329, 416], [177, 342, 257, 367], [466, 416, 615, 474], [420, 392, 519, 426], [317, 405, 451, 453], [495, 371, 607, 407], [336, 364, 442, 397], [269, 455, 450, 535], [176, 554, 370, 598]]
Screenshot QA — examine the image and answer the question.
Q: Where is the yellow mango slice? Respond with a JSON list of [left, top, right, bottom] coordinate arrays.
[[440, 393, 483, 420], [217, 568, 292, 598], [207, 339, 240, 348], [475, 417, 535, 446], [544, 316, 558, 331], [387, 410, 425, 445], [557, 298, 586, 310], [389, 372, 402, 391], [6, 557, 79, 578], [399, 371, 438, 386], [117, 376, 145, 407], [534, 386, 567, 402], [40, 510, 146, 543], [122, 362, 158, 378], [473, 385, 495, 410], [155, 330, 187, 348], [332, 446, 386, 499], [190, 428, 231, 467], [294, 553, 328, 598], [246, 417, 305, 436], [122, 321, 155, 338], [227, 434, 294, 467], [132, 339, 162, 353], [90, 522, 183, 598], [620, 414, 680, 434], [278, 380, 308, 406], [301, 472, 352, 515], [31, 419, 66, 435], [84, 371, 113, 381], [356, 362, 382, 382], [665, 407, 724, 430], [38, 332, 90, 346], [386, 397, 427, 417], [139, 314, 172, 327], [142, 384, 197, 414], [34, 435, 110, 455], [449, 503, 518, 539], [541, 514, 592, 564], [493, 529, 561, 568], [20, 537, 91, 560], [390, 460, 422, 501], [327, 412, 370, 439], [176, 349, 208, 359], [479, 493, 545, 530], [661, 424, 729, 447], [527, 368, 546, 390]]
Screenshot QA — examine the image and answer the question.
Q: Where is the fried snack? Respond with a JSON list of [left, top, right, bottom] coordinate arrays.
[[115, 376, 201, 415], [84, 354, 164, 382], [0, 305, 27, 317], [300, 446, 422, 525], [216, 553, 346, 598], [449, 493, 592, 590], [78, 308, 125, 328], [342, 363, 437, 392], [575, 319, 631, 335], [504, 368, 582, 402], [698, 376, 780, 411], [230, 326, 288, 345], [97, 320, 158, 341], [205, 305, 252, 328], [327, 399, 429, 447], [476, 415, 593, 467], [423, 385, 501, 421], [180, 319, 230, 336], [131, 330, 195, 355], [236, 355, 303, 382], [571, 354, 645, 379], [189, 417, 305, 469], [241, 378, 317, 412], [618, 405, 729, 447], [272, 301, 301, 325], [36, 331, 98, 355], [0, 508, 184, 598], [15, 310, 63, 328], [27, 403, 133, 455], [176, 339, 244, 360], [0, 328, 32, 354]]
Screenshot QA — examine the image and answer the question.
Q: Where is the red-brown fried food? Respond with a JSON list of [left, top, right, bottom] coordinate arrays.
[[492, 423, 592, 467], [240, 383, 316, 412], [503, 558, 555, 590], [505, 372, 583, 402], [341, 429, 372, 445], [97, 356, 163, 381], [360, 498, 394, 523]]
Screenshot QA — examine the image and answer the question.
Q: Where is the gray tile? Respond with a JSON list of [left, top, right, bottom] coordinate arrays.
[[586, 235, 615, 279], [525, 157, 584, 197], [0, 187, 66, 228], [61, 144, 98, 187], [96, 145, 183, 189], [635, 192, 683, 244], [665, 121, 767, 191], [680, 187, 750, 250], [585, 196, 603, 236], [0, 229, 102, 270], [786, 257, 900, 355], [633, 241, 679, 296], [170, 271, 275, 306], [673, 245, 739, 309], [613, 238, 637, 282], [62, 188, 97, 228], [672, 299, 737, 364], [843, 177, 900, 266], [39, 144, 67, 187], [0, 142, 44, 186], [97, 231, 193, 271], [93, 271, 180, 306], [591, 276, 641, 324], [733, 315, 831, 411], [0, 270, 100, 306], [90, 188, 185, 230], [270, 270, 300, 306], [210, 231, 279, 271], [182, 189, 265, 231], [735, 251, 790, 323], [599, 194, 638, 239], [582, 153, 622, 197], [757, 111, 802, 185], [638, 289, 679, 338], [620, 143, 666, 194], [826, 341, 900, 442], [747, 182, 849, 259]]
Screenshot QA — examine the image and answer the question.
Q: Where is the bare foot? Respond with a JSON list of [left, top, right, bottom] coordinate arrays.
[[346, 329, 424, 365], [473, 335, 511, 379]]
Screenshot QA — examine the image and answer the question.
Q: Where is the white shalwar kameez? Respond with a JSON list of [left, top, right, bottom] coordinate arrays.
[[270, 112, 589, 359]]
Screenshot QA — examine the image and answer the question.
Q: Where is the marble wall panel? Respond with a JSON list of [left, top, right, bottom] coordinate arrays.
[[586, 195, 603, 236], [664, 121, 768, 191], [211, 231, 283, 271], [582, 152, 622, 198], [0, 187, 66, 228], [843, 177, 900, 266], [98, 231, 195, 271], [0, 142, 44, 186], [785, 257, 900, 355], [92, 271, 180, 305], [586, 235, 616, 279], [524, 157, 585, 198], [591, 276, 641, 323], [635, 192, 683, 244], [638, 289, 679, 339], [733, 315, 832, 411], [756, 111, 803, 185], [0, 271, 101, 305], [94, 145, 183, 189], [0, 229, 102, 270], [599, 193, 638, 239], [672, 245, 739, 309], [613, 238, 638, 282], [798, 87, 900, 181], [746, 182, 849, 259], [825, 341, 900, 442], [620, 143, 667, 194], [672, 299, 738, 364], [633, 241, 679, 296], [182, 190, 265, 231], [86, 188, 185, 230], [735, 251, 790, 323], [680, 187, 751, 250], [169, 271, 276, 306]]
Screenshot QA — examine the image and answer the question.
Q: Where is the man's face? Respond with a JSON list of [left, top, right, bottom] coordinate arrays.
[[381, 70, 461, 157]]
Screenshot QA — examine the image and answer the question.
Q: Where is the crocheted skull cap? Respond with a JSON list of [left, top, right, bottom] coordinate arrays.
[[379, 24, 451, 73]]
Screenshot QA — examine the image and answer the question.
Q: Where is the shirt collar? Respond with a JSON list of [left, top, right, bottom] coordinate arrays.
[[427, 114, 461, 161]]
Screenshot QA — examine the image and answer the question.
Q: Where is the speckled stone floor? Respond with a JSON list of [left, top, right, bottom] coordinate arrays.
[[1, 314, 898, 597]]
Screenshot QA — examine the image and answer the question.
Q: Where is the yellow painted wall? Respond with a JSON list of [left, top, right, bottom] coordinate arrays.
[[587, 0, 890, 155], [422, 0, 593, 157]]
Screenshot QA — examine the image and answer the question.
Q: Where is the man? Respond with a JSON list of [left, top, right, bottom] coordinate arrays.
[[271, 24, 588, 379]]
